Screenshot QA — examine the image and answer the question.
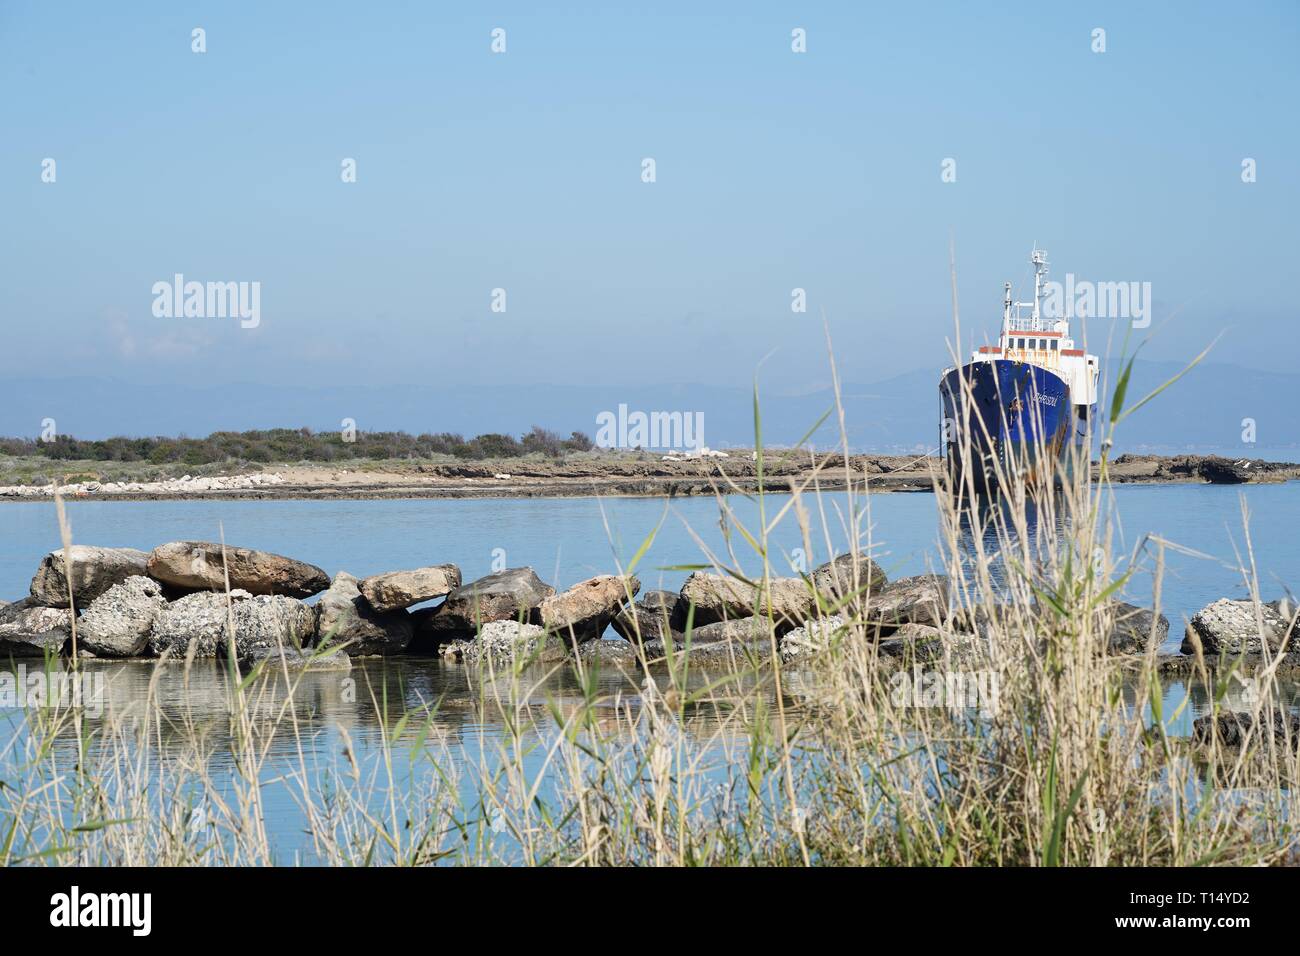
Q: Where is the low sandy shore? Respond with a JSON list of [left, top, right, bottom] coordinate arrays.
[[2, 453, 1296, 503]]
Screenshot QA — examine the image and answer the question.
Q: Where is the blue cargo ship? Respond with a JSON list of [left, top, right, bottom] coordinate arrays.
[[940, 249, 1099, 491]]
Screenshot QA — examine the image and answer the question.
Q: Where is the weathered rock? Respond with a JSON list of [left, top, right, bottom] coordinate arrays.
[[810, 554, 888, 604], [146, 541, 329, 598], [434, 568, 555, 631], [1181, 599, 1294, 655], [877, 622, 945, 661], [575, 640, 639, 667], [1106, 602, 1171, 654], [228, 595, 317, 659], [148, 590, 252, 658], [315, 572, 413, 656], [245, 644, 353, 673], [78, 575, 166, 657], [29, 545, 149, 608], [0, 599, 72, 657], [1192, 710, 1300, 749], [610, 590, 686, 644], [641, 638, 772, 668], [780, 615, 847, 662], [445, 620, 568, 666], [690, 615, 776, 645], [358, 565, 461, 612], [866, 575, 951, 631], [540, 574, 640, 643], [1199, 457, 1266, 484], [679, 572, 814, 630]]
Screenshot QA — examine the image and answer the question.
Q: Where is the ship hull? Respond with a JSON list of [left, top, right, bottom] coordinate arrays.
[[939, 359, 1090, 492]]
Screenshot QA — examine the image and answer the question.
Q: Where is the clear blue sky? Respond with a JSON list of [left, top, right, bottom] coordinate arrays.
[[2, 0, 1297, 402]]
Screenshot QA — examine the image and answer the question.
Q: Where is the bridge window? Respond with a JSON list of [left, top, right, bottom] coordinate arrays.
[[1050, 340, 1058, 350]]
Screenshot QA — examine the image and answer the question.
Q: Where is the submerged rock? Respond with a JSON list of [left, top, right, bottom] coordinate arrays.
[[315, 571, 413, 656], [29, 545, 149, 608], [448, 620, 568, 666], [540, 574, 640, 643], [146, 541, 329, 599], [245, 644, 353, 673], [779, 615, 847, 662], [0, 599, 72, 657], [358, 565, 461, 612], [1192, 710, 1300, 749], [78, 575, 167, 657]]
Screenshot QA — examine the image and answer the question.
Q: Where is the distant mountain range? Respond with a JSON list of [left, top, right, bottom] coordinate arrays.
[[1, 359, 1294, 457]]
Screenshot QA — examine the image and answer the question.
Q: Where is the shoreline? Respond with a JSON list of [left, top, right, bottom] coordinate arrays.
[[1, 453, 1296, 504]]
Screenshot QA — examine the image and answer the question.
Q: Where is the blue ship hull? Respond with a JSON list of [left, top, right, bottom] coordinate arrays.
[[939, 360, 1091, 491]]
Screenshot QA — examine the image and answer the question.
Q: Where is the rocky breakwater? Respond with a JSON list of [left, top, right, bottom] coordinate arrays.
[[0, 473, 286, 500]]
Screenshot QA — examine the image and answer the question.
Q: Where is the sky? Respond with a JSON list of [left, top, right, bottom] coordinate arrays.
[[1, 1, 1298, 426]]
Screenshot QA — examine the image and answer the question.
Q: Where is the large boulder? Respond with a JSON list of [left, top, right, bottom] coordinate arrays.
[[78, 575, 167, 657], [540, 574, 640, 644], [611, 590, 686, 644], [358, 565, 461, 612], [146, 541, 329, 598], [29, 545, 149, 608], [1106, 602, 1171, 654], [1181, 599, 1295, 655], [434, 568, 555, 631], [866, 575, 951, 632], [810, 554, 888, 604], [780, 615, 847, 663], [679, 572, 814, 631], [0, 599, 72, 657], [149, 590, 252, 658], [315, 572, 413, 656], [228, 595, 317, 659]]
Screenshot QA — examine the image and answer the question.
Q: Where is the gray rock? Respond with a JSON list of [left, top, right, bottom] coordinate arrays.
[[1192, 710, 1300, 749], [446, 620, 568, 666], [315, 572, 413, 656], [610, 590, 686, 644], [679, 572, 814, 631], [877, 622, 945, 662], [434, 568, 555, 632], [148, 590, 252, 658], [867, 575, 951, 631], [29, 545, 149, 608], [539, 574, 640, 643], [358, 565, 461, 612], [244, 644, 353, 673], [78, 575, 166, 657], [1182, 598, 1294, 655], [779, 615, 847, 662], [146, 541, 329, 598], [575, 640, 639, 667], [641, 638, 772, 668], [1107, 602, 1170, 653], [229, 595, 317, 659], [0, 599, 72, 657], [690, 615, 776, 645], [810, 554, 888, 603]]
